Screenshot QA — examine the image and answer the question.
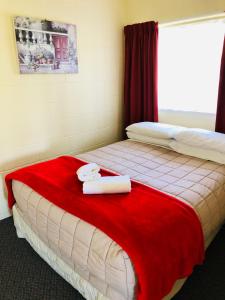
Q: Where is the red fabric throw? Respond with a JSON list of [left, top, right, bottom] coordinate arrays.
[[5, 156, 204, 300], [124, 21, 158, 128]]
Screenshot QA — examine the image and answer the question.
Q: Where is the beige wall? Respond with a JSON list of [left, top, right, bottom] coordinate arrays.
[[0, 0, 125, 219], [159, 110, 216, 130], [125, 0, 225, 24]]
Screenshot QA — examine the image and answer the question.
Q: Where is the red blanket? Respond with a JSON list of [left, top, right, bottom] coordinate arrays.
[[5, 156, 204, 300]]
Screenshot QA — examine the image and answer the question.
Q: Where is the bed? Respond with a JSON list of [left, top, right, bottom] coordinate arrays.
[[11, 139, 225, 300]]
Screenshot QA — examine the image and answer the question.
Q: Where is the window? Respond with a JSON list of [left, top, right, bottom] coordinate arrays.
[[158, 20, 225, 113]]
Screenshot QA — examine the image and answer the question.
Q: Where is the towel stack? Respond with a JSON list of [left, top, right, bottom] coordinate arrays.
[[76, 163, 131, 194], [76, 163, 101, 182]]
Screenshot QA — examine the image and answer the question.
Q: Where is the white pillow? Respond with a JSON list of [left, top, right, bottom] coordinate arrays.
[[170, 141, 225, 164], [127, 132, 172, 148], [126, 122, 184, 139], [174, 128, 225, 153]]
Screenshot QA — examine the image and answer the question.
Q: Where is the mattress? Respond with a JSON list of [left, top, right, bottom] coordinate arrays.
[[12, 140, 225, 300]]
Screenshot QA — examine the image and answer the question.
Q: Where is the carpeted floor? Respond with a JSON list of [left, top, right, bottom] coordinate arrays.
[[0, 217, 225, 300]]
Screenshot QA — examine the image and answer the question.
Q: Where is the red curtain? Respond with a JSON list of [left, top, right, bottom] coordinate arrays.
[[124, 21, 158, 128], [215, 35, 225, 133]]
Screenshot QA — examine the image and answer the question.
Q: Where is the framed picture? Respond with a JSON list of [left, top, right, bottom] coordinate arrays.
[[13, 16, 78, 74]]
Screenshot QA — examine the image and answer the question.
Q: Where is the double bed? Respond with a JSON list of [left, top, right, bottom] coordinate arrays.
[[10, 139, 225, 300]]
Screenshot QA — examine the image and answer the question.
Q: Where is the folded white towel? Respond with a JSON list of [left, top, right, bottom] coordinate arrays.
[[78, 172, 101, 182], [83, 175, 131, 194], [77, 163, 100, 176], [76, 163, 101, 182]]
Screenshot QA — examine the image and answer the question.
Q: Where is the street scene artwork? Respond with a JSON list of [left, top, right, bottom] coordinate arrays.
[[13, 16, 78, 74]]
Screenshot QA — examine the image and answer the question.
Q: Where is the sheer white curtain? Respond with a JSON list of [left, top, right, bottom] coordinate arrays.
[[158, 20, 225, 113]]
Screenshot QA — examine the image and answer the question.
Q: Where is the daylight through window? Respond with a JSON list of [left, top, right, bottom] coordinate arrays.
[[158, 20, 225, 113]]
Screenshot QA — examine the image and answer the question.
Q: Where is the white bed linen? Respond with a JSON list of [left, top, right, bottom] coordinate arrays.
[[126, 122, 183, 139], [12, 140, 225, 300], [170, 141, 225, 164], [127, 131, 172, 148], [174, 127, 225, 153]]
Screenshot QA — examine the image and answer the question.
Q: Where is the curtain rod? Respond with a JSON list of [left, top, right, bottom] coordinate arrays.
[[159, 12, 225, 28]]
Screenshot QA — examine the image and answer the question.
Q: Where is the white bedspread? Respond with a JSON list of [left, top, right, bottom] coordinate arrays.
[[12, 140, 225, 300]]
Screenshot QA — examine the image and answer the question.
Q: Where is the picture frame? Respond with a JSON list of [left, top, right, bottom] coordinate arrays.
[[13, 16, 78, 74]]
